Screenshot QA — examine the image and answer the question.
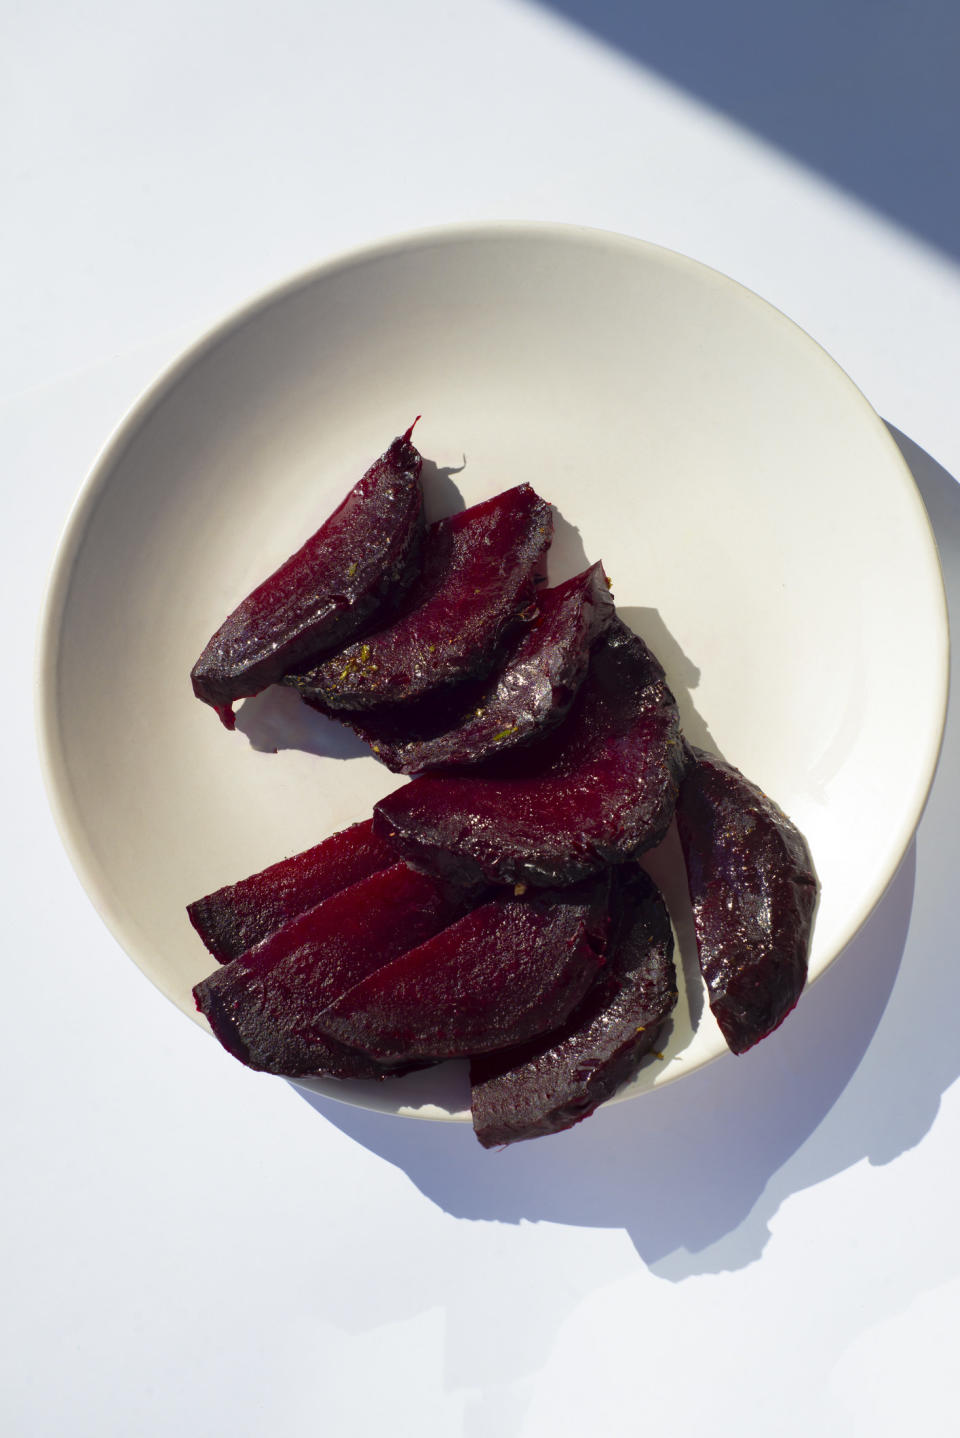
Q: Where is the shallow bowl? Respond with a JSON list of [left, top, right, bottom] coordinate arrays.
[[38, 223, 949, 1120]]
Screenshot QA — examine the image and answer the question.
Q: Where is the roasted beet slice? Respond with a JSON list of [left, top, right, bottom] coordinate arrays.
[[315, 877, 610, 1062], [327, 562, 615, 773], [187, 819, 397, 964], [373, 618, 687, 888], [191, 425, 425, 727], [675, 744, 818, 1054], [286, 484, 553, 711], [470, 867, 677, 1146], [193, 862, 471, 1077]]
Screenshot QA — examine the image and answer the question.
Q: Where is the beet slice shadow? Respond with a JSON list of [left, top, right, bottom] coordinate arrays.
[[675, 744, 818, 1055], [314, 876, 611, 1063], [470, 866, 677, 1147], [193, 862, 475, 1078], [187, 819, 398, 965], [286, 483, 553, 712], [373, 617, 687, 888], [191, 424, 425, 727], [325, 561, 615, 773]]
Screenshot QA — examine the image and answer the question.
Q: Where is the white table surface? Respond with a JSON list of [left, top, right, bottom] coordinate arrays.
[[4, 3, 959, 1435]]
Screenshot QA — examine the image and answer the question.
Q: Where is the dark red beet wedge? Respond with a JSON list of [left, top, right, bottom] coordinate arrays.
[[286, 484, 553, 712], [373, 618, 687, 888], [191, 425, 425, 727], [187, 819, 398, 964], [315, 876, 611, 1063], [328, 562, 615, 773], [470, 867, 677, 1147], [675, 744, 818, 1055], [193, 862, 472, 1077]]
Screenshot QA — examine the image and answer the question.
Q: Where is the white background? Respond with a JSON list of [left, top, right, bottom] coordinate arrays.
[[4, 3, 959, 1434]]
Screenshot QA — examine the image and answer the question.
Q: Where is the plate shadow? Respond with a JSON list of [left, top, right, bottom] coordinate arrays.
[[294, 424, 958, 1277]]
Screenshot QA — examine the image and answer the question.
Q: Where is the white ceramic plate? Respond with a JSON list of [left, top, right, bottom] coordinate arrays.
[[38, 223, 948, 1121]]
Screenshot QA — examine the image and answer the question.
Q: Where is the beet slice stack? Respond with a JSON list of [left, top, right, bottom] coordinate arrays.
[[191, 424, 425, 727], [287, 483, 553, 712], [333, 561, 615, 773], [470, 866, 677, 1146], [193, 862, 473, 1078], [187, 819, 398, 965], [187, 438, 819, 1142], [373, 618, 687, 888], [314, 877, 611, 1063]]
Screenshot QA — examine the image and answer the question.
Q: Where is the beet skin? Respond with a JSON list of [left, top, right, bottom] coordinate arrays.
[[676, 744, 818, 1054]]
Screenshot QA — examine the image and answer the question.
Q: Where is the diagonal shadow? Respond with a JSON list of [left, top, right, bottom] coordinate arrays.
[[526, 0, 960, 261], [294, 425, 958, 1278]]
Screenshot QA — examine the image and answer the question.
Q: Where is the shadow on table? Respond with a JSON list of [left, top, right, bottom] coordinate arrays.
[[529, 0, 960, 263], [296, 427, 957, 1277]]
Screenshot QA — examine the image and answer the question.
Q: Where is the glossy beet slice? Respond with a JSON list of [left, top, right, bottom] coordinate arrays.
[[286, 484, 553, 711], [331, 562, 615, 773], [191, 425, 424, 727], [470, 867, 677, 1147], [187, 819, 397, 964], [193, 862, 470, 1077], [315, 877, 610, 1063], [675, 744, 818, 1055], [373, 618, 687, 888]]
